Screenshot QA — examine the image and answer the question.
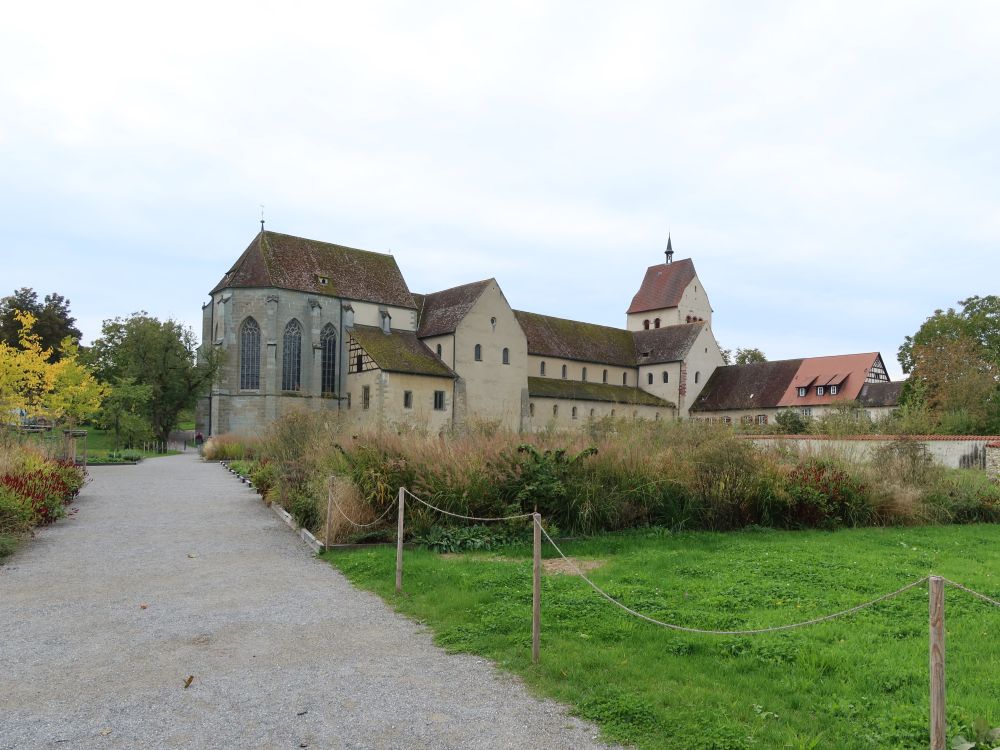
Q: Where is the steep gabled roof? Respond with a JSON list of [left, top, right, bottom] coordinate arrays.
[[777, 353, 884, 406], [857, 381, 904, 408], [634, 322, 705, 365], [514, 311, 636, 367], [627, 258, 697, 314], [527, 377, 673, 407], [348, 325, 455, 378], [690, 359, 804, 412], [211, 231, 416, 308], [415, 279, 493, 338]]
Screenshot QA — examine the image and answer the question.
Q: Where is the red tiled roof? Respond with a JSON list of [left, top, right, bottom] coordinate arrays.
[[211, 231, 415, 308], [777, 353, 885, 407], [626, 259, 696, 314], [415, 280, 492, 338]]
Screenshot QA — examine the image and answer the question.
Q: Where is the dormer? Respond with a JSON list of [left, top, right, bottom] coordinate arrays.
[[626, 251, 713, 331]]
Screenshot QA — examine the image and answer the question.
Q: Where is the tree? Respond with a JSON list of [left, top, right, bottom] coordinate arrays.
[[734, 348, 767, 366], [96, 377, 153, 449], [0, 288, 82, 360], [775, 409, 808, 434], [898, 296, 1000, 434], [87, 313, 219, 444]]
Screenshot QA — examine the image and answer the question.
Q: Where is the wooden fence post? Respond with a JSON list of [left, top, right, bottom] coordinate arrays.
[[395, 487, 405, 594], [324, 479, 334, 550], [532, 512, 541, 664], [929, 575, 946, 750]]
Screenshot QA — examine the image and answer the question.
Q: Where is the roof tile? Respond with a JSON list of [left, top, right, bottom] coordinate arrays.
[[626, 259, 696, 314]]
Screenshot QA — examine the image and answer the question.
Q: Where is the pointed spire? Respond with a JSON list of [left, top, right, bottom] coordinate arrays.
[[665, 233, 674, 264], [260, 204, 265, 233]]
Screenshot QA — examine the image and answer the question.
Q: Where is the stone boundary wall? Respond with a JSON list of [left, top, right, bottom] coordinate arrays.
[[746, 435, 1000, 470], [987, 442, 1000, 481]]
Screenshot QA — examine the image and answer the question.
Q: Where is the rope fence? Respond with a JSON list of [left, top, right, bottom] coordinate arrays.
[[384, 485, 1000, 750]]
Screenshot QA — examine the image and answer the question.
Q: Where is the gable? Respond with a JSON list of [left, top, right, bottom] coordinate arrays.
[[416, 279, 492, 337], [627, 259, 697, 314]]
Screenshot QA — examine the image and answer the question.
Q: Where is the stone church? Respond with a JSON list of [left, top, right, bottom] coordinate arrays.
[[197, 230, 726, 435]]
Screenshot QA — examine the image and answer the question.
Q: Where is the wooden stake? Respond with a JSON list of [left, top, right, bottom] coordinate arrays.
[[532, 512, 541, 664], [395, 487, 405, 594], [929, 575, 946, 750], [324, 479, 334, 549]]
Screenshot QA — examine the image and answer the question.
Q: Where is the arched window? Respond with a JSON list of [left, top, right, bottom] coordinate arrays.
[[643, 319, 650, 330], [611, 409, 616, 417], [502, 347, 510, 365], [320, 324, 337, 394], [582, 367, 588, 382], [561, 364, 567, 379], [571, 406, 578, 420], [622, 372, 628, 385], [436, 343, 442, 358], [474, 344, 482, 361], [529, 403, 535, 417], [553, 404, 559, 417], [239, 317, 260, 390], [647, 373, 653, 385], [590, 408, 595, 417], [281, 319, 302, 391], [662, 371, 669, 384], [654, 318, 661, 328], [694, 371, 701, 384], [602, 369, 608, 384], [540, 361, 546, 376]]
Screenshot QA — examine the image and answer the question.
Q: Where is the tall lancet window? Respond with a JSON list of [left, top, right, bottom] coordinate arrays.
[[320, 323, 337, 394], [239, 318, 261, 390], [282, 319, 302, 391]]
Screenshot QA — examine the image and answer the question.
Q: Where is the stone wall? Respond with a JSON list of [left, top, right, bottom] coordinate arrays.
[[987, 442, 1000, 481], [750, 435, 1000, 470]]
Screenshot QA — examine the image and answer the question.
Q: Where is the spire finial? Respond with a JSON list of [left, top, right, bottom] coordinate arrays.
[[260, 204, 265, 233], [665, 232, 674, 264]]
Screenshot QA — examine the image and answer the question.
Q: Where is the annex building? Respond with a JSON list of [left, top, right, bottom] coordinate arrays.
[[196, 230, 898, 436]]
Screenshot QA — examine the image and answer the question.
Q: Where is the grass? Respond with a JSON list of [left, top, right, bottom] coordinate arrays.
[[324, 524, 1000, 749], [17, 428, 184, 461]]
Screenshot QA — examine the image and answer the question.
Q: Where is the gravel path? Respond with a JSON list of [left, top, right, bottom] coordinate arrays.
[[0, 453, 620, 750]]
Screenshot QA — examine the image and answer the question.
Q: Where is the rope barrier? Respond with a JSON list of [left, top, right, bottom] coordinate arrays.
[[942, 578, 1000, 608], [402, 488, 535, 522], [536, 520, 930, 636], [325, 477, 399, 529]]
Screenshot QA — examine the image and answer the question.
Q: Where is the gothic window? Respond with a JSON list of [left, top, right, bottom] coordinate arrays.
[[502, 347, 510, 365], [239, 317, 260, 390], [320, 324, 337, 394], [281, 319, 302, 391]]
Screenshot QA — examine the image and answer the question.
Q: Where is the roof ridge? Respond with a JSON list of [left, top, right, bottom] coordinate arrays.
[[514, 309, 628, 334], [263, 230, 396, 260]]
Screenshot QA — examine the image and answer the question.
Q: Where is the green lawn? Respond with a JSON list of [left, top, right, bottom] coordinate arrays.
[[324, 525, 1000, 749], [18, 428, 184, 461]]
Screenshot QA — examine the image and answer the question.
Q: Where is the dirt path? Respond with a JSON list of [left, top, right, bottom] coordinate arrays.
[[0, 453, 617, 750]]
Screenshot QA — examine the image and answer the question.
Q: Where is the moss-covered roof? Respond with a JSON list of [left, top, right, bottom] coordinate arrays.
[[349, 325, 456, 378], [514, 311, 636, 366], [211, 231, 416, 308], [527, 377, 673, 407], [416, 279, 493, 337]]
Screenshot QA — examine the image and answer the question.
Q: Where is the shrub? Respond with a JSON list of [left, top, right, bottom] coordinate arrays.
[[783, 459, 875, 528], [202, 433, 259, 461], [287, 487, 322, 532], [0, 485, 37, 535], [250, 460, 278, 499]]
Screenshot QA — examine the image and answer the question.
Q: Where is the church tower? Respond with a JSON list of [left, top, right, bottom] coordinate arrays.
[[625, 236, 713, 331]]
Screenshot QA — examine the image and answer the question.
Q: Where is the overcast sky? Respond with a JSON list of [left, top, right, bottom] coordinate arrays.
[[3, 1, 998, 379]]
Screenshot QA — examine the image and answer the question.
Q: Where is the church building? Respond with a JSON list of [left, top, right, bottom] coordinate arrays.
[[197, 230, 725, 435]]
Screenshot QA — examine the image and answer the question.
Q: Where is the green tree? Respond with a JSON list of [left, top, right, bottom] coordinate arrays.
[[96, 377, 154, 449], [0, 288, 82, 360], [898, 295, 1000, 374], [734, 347, 767, 365], [87, 313, 219, 444], [775, 409, 808, 434]]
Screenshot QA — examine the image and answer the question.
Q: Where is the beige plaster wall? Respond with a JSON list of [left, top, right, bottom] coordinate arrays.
[[637, 361, 683, 410], [626, 274, 713, 331], [526, 354, 636, 388], [452, 282, 528, 431], [676, 324, 725, 417], [524, 398, 668, 432], [349, 300, 418, 331], [421, 334, 455, 369]]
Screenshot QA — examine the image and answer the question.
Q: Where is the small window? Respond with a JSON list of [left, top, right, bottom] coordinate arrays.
[[362, 385, 371, 410], [830, 384, 839, 395], [757, 415, 768, 425], [602, 369, 608, 384], [797, 387, 807, 397], [662, 371, 669, 384], [436, 343, 442, 358], [654, 318, 661, 329], [540, 361, 546, 376], [502, 347, 510, 365], [474, 344, 482, 361], [742, 415, 753, 425], [317, 275, 329, 286], [723, 416, 732, 425], [529, 403, 535, 417], [647, 373, 653, 385], [590, 408, 595, 417], [403, 391, 413, 409], [561, 364, 567, 379], [622, 373, 628, 385], [572, 406, 578, 420], [799, 407, 812, 417], [694, 371, 700, 384], [490, 316, 497, 330], [643, 319, 650, 330], [611, 409, 616, 417], [356, 353, 363, 372], [553, 404, 559, 417], [582, 367, 587, 382], [816, 386, 825, 396], [433, 391, 446, 410], [655, 412, 660, 420]]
